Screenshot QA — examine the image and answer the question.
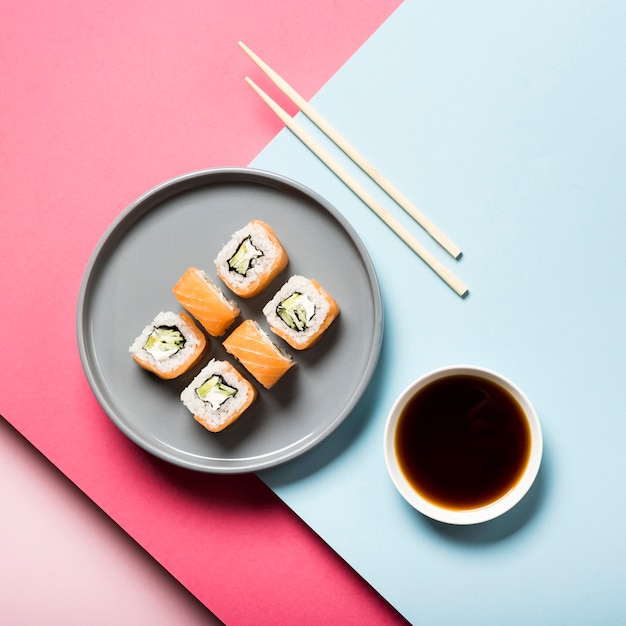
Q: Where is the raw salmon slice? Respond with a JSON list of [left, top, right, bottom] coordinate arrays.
[[223, 319, 295, 389], [173, 267, 239, 337]]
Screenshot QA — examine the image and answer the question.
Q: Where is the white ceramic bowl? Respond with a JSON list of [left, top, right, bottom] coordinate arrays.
[[384, 365, 543, 525]]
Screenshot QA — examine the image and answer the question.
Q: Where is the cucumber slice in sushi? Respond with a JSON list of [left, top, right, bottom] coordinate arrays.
[[228, 235, 263, 276], [143, 326, 185, 360], [196, 374, 237, 410], [276, 292, 315, 331]]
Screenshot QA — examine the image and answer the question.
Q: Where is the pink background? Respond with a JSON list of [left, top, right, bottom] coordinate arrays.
[[1, 1, 404, 623], [0, 418, 217, 624]]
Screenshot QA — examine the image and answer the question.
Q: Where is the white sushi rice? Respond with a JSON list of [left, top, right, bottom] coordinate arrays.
[[214, 221, 282, 292], [128, 311, 202, 375], [262, 275, 331, 349], [180, 359, 254, 430]]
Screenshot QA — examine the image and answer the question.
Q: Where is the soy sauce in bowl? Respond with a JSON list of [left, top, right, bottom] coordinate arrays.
[[384, 366, 542, 525], [395, 374, 531, 511]]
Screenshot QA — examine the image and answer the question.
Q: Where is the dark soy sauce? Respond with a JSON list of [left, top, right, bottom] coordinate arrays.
[[395, 375, 531, 511]]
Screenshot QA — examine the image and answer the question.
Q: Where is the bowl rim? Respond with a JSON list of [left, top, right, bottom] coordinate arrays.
[[383, 365, 543, 525]]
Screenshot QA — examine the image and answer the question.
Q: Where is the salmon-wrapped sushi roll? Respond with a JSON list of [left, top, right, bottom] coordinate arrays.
[[214, 220, 288, 298], [128, 311, 208, 379], [223, 319, 295, 389], [262, 275, 339, 350], [173, 267, 239, 337], [180, 359, 257, 432]]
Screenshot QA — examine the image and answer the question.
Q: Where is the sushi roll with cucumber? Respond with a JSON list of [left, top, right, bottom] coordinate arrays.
[[262, 275, 339, 350], [129, 311, 208, 379], [173, 267, 240, 337], [214, 220, 288, 298], [180, 359, 257, 432], [223, 319, 295, 389]]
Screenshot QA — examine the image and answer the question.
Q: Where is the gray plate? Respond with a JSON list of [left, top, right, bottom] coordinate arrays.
[[77, 167, 383, 473]]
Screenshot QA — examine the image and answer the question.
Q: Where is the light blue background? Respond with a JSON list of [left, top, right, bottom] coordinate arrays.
[[254, 2, 626, 623]]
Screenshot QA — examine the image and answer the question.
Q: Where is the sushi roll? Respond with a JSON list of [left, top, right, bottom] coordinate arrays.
[[214, 220, 288, 298], [262, 275, 339, 350], [223, 319, 295, 389], [180, 359, 257, 432], [129, 311, 208, 379], [172, 267, 240, 337]]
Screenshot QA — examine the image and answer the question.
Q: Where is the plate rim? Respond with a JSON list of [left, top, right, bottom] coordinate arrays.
[[76, 166, 384, 473]]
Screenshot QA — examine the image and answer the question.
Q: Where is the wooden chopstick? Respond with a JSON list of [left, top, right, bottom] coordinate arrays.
[[238, 40, 462, 260], [245, 77, 468, 298]]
